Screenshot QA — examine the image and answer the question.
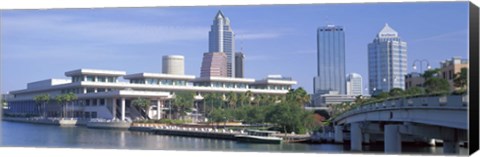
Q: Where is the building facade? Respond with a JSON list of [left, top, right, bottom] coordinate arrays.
[[162, 55, 185, 75], [313, 25, 346, 95], [200, 52, 228, 78], [5, 69, 296, 121], [368, 23, 407, 95], [346, 73, 363, 96], [208, 10, 235, 78], [311, 91, 356, 107], [439, 57, 468, 90], [405, 72, 425, 90], [235, 52, 244, 78]]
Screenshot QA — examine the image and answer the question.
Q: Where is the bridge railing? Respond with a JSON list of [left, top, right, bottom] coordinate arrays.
[[337, 94, 467, 119]]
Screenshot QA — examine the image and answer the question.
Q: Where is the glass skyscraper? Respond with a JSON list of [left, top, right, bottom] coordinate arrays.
[[368, 23, 407, 95], [313, 25, 346, 95], [208, 10, 235, 78]]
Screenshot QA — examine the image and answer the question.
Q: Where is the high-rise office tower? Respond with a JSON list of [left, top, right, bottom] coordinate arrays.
[[313, 25, 346, 95], [162, 55, 185, 75], [200, 52, 228, 77], [208, 10, 235, 78], [368, 23, 407, 95], [346, 73, 363, 96], [234, 52, 244, 78]]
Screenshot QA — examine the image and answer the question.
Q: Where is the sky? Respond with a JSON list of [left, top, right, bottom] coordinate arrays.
[[0, 2, 469, 94]]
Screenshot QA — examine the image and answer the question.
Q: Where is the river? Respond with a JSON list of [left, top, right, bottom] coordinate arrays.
[[0, 121, 468, 155]]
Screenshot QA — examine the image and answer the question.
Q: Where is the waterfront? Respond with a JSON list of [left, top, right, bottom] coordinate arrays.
[[0, 121, 468, 154]]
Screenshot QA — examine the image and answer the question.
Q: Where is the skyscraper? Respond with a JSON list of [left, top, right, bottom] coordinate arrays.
[[209, 10, 235, 78], [368, 23, 407, 95], [200, 52, 228, 77], [235, 52, 244, 78], [346, 73, 363, 96], [313, 25, 346, 95]]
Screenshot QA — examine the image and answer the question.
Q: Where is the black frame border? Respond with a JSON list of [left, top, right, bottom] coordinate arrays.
[[469, 1, 479, 155]]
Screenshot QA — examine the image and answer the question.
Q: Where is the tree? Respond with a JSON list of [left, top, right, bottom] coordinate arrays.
[[354, 95, 365, 105], [34, 93, 50, 118], [424, 78, 450, 94], [405, 87, 425, 96], [225, 92, 238, 109], [454, 67, 468, 90], [294, 87, 310, 106], [389, 88, 404, 97], [237, 93, 247, 107], [423, 68, 441, 79], [173, 91, 195, 120], [132, 97, 151, 119], [244, 90, 253, 105], [55, 93, 77, 118], [375, 92, 390, 99]]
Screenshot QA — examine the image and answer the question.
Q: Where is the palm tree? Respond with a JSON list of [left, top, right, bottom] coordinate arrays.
[[244, 90, 253, 105], [173, 91, 195, 120], [55, 93, 77, 118], [34, 93, 50, 118], [226, 92, 238, 109], [132, 97, 151, 119], [237, 93, 246, 107], [294, 87, 310, 107]]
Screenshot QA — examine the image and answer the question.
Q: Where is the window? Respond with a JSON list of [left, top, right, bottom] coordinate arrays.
[[86, 76, 95, 82], [100, 99, 105, 105], [85, 112, 90, 118], [91, 112, 97, 118], [98, 76, 106, 82], [92, 99, 97, 106], [86, 88, 95, 93], [107, 77, 115, 82], [85, 100, 90, 106]]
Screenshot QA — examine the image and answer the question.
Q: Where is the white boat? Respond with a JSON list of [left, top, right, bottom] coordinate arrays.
[[235, 130, 283, 144]]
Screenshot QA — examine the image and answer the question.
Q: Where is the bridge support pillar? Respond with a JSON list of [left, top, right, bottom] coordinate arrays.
[[334, 126, 344, 143], [350, 123, 362, 151], [443, 140, 459, 154], [384, 125, 401, 153], [363, 133, 370, 144]]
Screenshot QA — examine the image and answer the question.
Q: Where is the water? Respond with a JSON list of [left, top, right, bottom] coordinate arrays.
[[0, 121, 468, 154]]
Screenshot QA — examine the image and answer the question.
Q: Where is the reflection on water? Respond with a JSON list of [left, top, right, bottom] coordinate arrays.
[[0, 121, 467, 154]]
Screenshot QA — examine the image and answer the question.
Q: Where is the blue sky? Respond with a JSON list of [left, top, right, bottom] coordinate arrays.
[[0, 2, 469, 94]]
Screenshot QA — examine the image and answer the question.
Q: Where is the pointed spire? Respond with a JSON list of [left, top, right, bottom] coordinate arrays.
[[378, 23, 398, 38], [215, 10, 225, 20]]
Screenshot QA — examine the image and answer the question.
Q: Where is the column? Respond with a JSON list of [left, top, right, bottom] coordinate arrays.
[[157, 99, 161, 120], [384, 125, 401, 153], [112, 98, 116, 120], [443, 140, 459, 154], [334, 126, 344, 143], [121, 98, 126, 121], [363, 133, 370, 144], [97, 99, 100, 106], [350, 122, 362, 151]]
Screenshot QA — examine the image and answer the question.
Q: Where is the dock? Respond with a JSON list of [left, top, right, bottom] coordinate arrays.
[[130, 124, 311, 143]]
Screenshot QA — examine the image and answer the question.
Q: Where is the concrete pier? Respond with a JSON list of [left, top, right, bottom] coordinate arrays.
[[384, 125, 401, 153], [350, 123, 362, 151], [443, 140, 459, 154], [363, 133, 370, 144], [334, 126, 343, 143]]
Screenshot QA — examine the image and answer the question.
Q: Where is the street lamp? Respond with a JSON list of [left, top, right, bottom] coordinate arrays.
[[412, 59, 431, 72]]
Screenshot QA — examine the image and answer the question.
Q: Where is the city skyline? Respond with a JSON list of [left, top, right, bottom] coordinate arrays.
[[0, 2, 469, 93]]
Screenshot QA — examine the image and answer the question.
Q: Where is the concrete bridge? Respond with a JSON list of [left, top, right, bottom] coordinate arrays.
[[332, 94, 468, 154]]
